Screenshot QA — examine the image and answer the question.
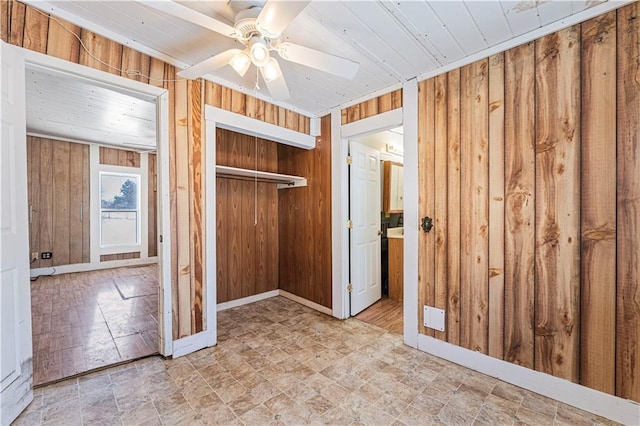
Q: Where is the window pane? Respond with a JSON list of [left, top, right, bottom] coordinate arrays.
[[101, 211, 138, 246], [101, 175, 138, 210]]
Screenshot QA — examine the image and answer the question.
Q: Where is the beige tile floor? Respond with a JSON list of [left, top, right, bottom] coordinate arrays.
[[16, 296, 614, 425], [30, 265, 159, 385]]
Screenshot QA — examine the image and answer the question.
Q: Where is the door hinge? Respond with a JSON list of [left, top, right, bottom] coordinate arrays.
[[347, 219, 353, 229], [346, 155, 353, 165], [347, 283, 353, 293], [159, 235, 163, 243]]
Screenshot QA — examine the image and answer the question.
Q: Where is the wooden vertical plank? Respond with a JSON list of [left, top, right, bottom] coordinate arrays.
[[45, 16, 81, 62], [377, 92, 393, 114], [417, 79, 435, 337], [616, 2, 640, 402], [255, 98, 265, 123], [579, 11, 617, 395], [391, 89, 403, 109], [345, 105, 360, 124], [1, 0, 9, 43], [220, 86, 232, 111], [174, 79, 192, 338], [341, 109, 348, 125], [255, 181, 268, 294], [148, 154, 157, 257], [9, 0, 26, 47], [278, 107, 287, 128], [264, 102, 278, 125], [216, 179, 228, 303], [359, 98, 378, 120], [231, 90, 245, 115], [81, 144, 90, 263], [535, 26, 581, 382], [285, 110, 298, 132], [245, 95, 257, 119], [39, 138, 53, 269], [228, 179, 242, 301], [27, 137, 41, 269], [78, 31, 122, 75], [121, 46, 151, 84], [23, 5, 48, 53], [446, 69, 461, 346], [68, 142, 84, 265], [460, 59, 489, 354], [433, 74, 448, 342], [188, 80, 204, 333], [52, 142, 70, 266], [504, 42, 536, 369], [488, 53, 505, 360]]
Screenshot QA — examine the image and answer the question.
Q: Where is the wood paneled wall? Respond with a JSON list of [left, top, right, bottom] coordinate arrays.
[[27, 137, 89, 268], [204, 82, 310, 134], [278, 115, 332, 308], [417, 5, 640, 402], [99, 146, 140, 167], [215, 129, 279, 303], [4, 0, 315, 340], [341, 89, 403, 125]]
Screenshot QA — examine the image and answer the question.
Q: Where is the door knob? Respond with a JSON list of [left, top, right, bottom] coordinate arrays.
[[421, 216, 433, 233]]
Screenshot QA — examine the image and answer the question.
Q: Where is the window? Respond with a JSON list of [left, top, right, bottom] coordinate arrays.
[[100, 172, 140, 247]]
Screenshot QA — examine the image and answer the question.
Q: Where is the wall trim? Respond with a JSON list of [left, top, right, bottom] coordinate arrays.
[[206, 107, 315, 150], [217, 290, 280, 312], [279, 290, 333, 316], [417, 334, 640, 425], [341, 108, 403, 139], [402, 79, 419, 349]]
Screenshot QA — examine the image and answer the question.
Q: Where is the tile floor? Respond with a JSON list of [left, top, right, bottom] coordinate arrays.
[[16, 296, 614, 426], [30, 265, 159, 385]]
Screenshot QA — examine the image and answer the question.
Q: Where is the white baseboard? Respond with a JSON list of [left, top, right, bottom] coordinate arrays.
[[279, 290, 333, 316], [417, 334, 640, 425], [30, 257, 158, 277], [217, 290, 280, 311], [216, 289, 333, 317]]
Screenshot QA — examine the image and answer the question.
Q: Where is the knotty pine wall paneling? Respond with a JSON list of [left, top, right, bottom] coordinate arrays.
[[27, 137, 90, 268], [341, 89, 403, 125], [416, 5, 640, 402], [616, 3, 640, 402], [5, 0, 315, 341]]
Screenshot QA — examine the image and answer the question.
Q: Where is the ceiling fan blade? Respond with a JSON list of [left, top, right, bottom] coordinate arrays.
[[278, 42, 359, 80], [259, 60, 290, 100], [177, 49, 241, 80], [256, 0, 310, 38], [138, 0, 239, 38]]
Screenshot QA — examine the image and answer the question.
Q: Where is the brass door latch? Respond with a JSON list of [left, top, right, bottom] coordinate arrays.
[[421, 216, 433, 233]]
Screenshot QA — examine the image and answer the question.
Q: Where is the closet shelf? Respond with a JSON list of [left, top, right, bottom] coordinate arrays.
[[215, 165, 307, 189]]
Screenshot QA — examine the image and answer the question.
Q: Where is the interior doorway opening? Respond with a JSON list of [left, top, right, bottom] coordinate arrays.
[[23, 59, 170, 386], [348, 126, 404, 334]]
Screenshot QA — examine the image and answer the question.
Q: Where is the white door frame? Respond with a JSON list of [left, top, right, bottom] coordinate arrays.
[[19, 48, 173, 356], [330, 79, 419, 348]]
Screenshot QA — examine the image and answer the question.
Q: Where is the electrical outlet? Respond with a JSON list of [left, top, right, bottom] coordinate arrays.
[[41, 252, 52, 260], [31, 252, 38, 262]]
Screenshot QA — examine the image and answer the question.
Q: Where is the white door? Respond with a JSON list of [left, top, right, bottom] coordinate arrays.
[[349, 141, 381, 315], [1, 42, 34, 425]]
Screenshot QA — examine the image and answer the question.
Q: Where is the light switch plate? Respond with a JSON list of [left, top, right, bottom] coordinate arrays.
[[423, 306, 445, 331]]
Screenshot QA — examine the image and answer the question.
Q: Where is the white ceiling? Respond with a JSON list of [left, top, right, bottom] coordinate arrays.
[[26, 64, 157, 150], [25, 0, 626, 117]]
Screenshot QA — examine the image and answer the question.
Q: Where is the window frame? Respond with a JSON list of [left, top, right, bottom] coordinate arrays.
[[99, 170, 142, 249]]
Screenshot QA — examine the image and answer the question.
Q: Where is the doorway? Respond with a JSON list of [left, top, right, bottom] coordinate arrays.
[[22, 56, 171, 385], [349, 127, 404, 334]]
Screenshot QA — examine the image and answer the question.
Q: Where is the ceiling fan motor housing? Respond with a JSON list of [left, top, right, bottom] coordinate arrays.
[[234, 7, 262, 41]]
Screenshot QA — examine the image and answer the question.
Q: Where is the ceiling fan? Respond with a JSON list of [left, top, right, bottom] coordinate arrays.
[[141, 0, 360, 100]]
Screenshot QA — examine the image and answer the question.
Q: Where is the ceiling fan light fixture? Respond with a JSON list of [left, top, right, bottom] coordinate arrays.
[[262, 58, 282, 83], [249, 38, 270, 67], [229, 50, 251, 77]]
